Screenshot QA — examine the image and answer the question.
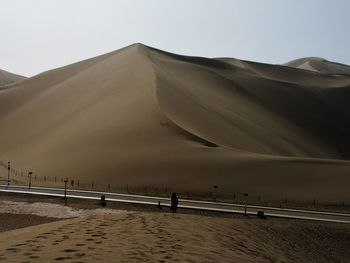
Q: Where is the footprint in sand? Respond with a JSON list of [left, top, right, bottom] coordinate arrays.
[[14, 243, 26, 247], [74, 252, 86, 257], [75, 243, 86, 247], [163, 255, 173, 260], [156, 244, 164, 248], [63, 249, 78, 253], [171, 244, 182, 250], [54, 256, 72, 261], [35, 235, 48, 239], [6, 247, 19, 252]]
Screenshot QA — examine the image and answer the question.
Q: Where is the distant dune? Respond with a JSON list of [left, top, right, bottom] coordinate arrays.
[[285, 57, 350, 75], [0, 69, 26, 87], [1, 43, 350, 203]]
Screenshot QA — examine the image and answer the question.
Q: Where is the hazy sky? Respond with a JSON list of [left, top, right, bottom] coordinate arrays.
[[1, 0, 349, 77]]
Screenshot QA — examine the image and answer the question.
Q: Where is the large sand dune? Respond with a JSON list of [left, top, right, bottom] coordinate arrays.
[[1, 44, 350, 203]]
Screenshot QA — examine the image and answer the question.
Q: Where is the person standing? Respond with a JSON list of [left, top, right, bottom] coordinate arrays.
[[171, 192, 178, 213]]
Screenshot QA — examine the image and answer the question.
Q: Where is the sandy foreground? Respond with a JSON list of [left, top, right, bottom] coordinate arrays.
[[0, 198, 349, 263]]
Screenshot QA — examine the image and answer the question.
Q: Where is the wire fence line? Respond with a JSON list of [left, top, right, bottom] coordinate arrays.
[[0, 159, 348, 210]]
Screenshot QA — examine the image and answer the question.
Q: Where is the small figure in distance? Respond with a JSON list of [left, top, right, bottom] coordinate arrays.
[[170, 192, 178, 213], [101, 195, 106, 207]]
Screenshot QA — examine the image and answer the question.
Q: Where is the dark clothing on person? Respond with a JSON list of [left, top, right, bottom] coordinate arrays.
[[171, 193, 178, 213]]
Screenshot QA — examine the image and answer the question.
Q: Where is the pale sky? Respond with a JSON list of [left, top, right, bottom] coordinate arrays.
[[1, 0, 349, 77]]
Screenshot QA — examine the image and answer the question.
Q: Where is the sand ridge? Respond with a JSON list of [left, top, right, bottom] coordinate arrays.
[[0, 69, 26, 88]]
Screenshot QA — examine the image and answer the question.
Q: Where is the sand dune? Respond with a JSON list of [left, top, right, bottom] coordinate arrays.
[[0, 69, 26, 87], [285, 57, 350, 75], [0, 43, 350, 203]]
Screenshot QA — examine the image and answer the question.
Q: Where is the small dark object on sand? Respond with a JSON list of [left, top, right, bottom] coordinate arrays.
[[257, 211, 267, 219]]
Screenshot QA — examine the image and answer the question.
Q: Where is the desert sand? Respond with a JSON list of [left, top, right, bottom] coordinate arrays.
[[0, 213, 60, 232], [0, 197, 349, 263], [0, 43, 350, 203], [0, 69, 26, 88], [285, 57, 350, 75]]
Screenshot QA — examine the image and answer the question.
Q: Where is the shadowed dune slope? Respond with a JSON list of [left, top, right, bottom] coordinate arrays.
[[0, 69, 26, 87], [0, 43, 350, 203], [150, 47, 350, 158]]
